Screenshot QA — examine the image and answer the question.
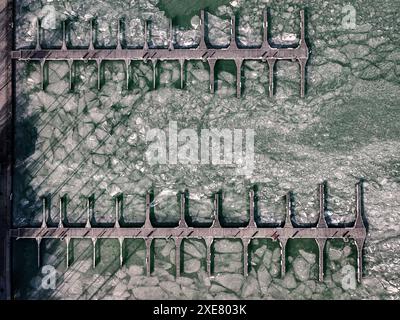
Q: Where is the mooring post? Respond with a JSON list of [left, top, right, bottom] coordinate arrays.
[[316, 238, 326, 282], [279, 238, 287, 278], [235, 59, 243, 98], [145, 238, 152, 276], [179, 59, 185, 89], [318, 182, 328, 228], [199, 10, 207, 49], [208, 59, 216, 94], [36, 18, 41, 50], [61, 20, 67, 51], [205, 237, 213, 276], [175, 237, 182, 277]]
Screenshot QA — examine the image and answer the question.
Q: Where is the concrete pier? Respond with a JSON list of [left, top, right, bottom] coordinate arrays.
[[58, 197, 64, 228], [267, 59, 275, 97], [248, 189, 257, 227], [179, 192, 188, 228], [11, 223, 367, 240], [284, 192, 294, 228], [262, 10, 270, 50], [67, 59, 74, 91], [144, 193, 153, 228], [117, 19, 122, 51], [175, 237, 182, 277], [61, 21, 67, 51], [96, 59, 101, 90], [11, 183, 367, 282], [354, 182, 366, 282], [198, 10, 207, 50], [11, 9, 309, 98], [212, 193, 221, 228], [125, 59, 130, 90], [89, 19, 95, 51], [92, 238, 97, 268], [354, 237, 365, 283], [205, 237, 213, 276], [145, 238, 152, 276], [40, 59, 45, 90], [179, 59, 185, 89], [119, 237, 124, 267], [85, 197, 92, 228], [242, 238, 250, 277], [317, 182, 328, 228], [36, 19, 41, 50], [316, 238, 326, 282], [36, 237, 41, 268], [208, 59, 216, 94], [41, 197, 48, 229], [279, 238, 287, 277], [235, 59, 243, 98], [114, 196, 121, 229], [66, 237, 70, 268]]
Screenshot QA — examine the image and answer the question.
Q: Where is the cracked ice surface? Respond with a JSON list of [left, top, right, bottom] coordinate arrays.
[[11, 0, 400, 299]]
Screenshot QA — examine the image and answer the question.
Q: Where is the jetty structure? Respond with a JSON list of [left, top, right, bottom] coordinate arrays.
[[11, 9, 309, 98], [11, 182, 367, 283]]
